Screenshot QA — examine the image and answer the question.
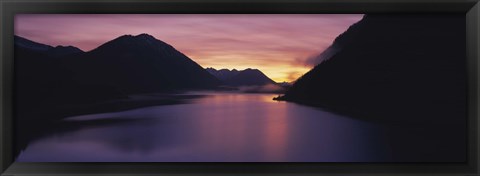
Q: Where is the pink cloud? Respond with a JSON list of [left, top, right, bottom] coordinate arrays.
[[15, 14, 363, 82]]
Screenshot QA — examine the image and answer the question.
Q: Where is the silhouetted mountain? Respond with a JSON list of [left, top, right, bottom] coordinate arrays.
[[15, 36, 83, 57], [61, 34, 222, 93], [226, 68, 276, 86], [15, 34, 223, 116], [49, 45, 83, 57], [206, 67, 240, 81], [303, 19, 363, 66], [277, 14, 466, 123], [15, 36, 121, 107], [15, 36, 52, 51], [206, 67, 276, 86]]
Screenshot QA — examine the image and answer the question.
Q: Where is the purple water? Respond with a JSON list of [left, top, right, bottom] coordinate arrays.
[[15, 92, 421, 162]]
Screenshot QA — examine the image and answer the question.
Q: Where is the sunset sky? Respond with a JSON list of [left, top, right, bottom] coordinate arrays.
[[15, 14, 363, 82]]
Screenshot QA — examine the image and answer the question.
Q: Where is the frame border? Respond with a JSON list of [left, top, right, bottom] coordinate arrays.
[[1, 0, 479, 175]]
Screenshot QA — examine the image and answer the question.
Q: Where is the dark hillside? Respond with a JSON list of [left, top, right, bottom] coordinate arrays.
[[277, 14, 466, 124]]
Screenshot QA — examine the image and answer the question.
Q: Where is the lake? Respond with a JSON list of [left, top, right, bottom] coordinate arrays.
[[15, 92, 465, 162]]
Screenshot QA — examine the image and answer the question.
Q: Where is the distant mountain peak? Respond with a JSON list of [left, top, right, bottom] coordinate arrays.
[[116, 33, 160, 42], [207, 67, 258, 72], [93, 33, 174, 53], [136, 33, 156, 38], [54, 45, 84, 51], [114, 33, 156, 41], [243, 68, 260, 72], [134, 33, 159, 44], [50, 45, 84, 56], [206, 67, 276, 86]]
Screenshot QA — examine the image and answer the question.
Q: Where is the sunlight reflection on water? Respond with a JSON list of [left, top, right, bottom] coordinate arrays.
[[17, 92, 387, 162]]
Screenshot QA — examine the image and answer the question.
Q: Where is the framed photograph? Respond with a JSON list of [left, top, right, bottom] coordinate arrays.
[[1, 0, 479, 175]]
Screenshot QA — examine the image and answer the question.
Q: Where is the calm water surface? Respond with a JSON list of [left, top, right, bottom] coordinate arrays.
[[15, 92, 429, 162]]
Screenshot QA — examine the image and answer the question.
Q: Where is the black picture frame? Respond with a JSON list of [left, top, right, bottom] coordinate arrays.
[[1, 0, 479, 175]]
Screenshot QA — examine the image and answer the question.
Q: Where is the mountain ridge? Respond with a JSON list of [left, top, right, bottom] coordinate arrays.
[[15, 35, 84, 57], [206, 67, 276, 86], [15, 34, 223, 113], [61, 33, 222, 93]]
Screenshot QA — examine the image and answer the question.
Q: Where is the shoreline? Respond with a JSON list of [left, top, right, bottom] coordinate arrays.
[[14, 94, 208, 158]]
